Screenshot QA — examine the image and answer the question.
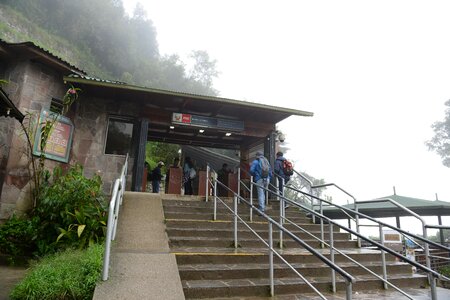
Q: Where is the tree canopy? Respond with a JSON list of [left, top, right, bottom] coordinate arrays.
[[426, 100, 450, 167], [1, 0, 219, 95]]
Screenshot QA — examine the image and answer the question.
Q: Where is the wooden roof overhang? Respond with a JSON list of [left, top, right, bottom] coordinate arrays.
[[64, 75, 313, 149]]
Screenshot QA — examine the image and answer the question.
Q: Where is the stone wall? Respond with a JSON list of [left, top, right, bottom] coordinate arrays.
[[0, 60, 67, 219], [71, 95, 138, 194], [0, 60, 140, 220]]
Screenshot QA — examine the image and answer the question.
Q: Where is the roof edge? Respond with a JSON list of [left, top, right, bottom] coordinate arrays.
[[64, 75, 314, 117]]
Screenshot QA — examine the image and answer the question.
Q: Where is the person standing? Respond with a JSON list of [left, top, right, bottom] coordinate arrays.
[[183, 157, 195, 195], [274, 151, 290, 195], [250, 151, 272, 213], [217, 163, 231, 197], [151, 161, 164, 193]]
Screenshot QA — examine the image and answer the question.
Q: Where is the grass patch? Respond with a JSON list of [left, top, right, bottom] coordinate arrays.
[[10, 244, 104, 300]]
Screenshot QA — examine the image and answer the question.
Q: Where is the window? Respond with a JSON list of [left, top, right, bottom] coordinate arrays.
[[105, 117, 134, 155], [50, 97, 63, 114]]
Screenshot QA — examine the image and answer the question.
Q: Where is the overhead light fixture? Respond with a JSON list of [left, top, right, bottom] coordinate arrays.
[[225, 132, 231, 136], [199, 129, 205, 133], [169, 126, 175, 129]]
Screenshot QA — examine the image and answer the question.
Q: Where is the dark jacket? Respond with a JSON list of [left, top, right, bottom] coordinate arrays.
[[275, 156, 289, 181]]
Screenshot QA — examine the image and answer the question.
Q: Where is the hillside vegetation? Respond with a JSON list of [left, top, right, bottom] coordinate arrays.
[[0, 0, 218, 95]]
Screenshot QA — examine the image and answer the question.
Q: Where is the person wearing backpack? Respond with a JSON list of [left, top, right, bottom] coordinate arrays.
[[274, 151, 292, 196], [250, 151, 272, 214], [151, 161, 165, 193]]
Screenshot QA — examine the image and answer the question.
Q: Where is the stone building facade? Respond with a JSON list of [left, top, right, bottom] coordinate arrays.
[[0, 41, 132, 221], [0, 40, 313, 222]]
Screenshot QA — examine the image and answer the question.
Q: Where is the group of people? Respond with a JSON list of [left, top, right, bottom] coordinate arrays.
[[249, 151, 290, 214], [147, 151, 292, 209], [146, 156, 197, 195]]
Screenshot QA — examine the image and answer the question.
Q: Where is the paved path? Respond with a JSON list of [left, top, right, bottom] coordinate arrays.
[[93, 192, 184, 300], [0, 265, 27, 300]]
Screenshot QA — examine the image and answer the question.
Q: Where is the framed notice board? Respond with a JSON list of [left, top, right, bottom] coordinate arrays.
[[32, 109, 74, 163]]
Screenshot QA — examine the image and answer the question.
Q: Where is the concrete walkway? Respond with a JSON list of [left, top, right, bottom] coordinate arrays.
[[93, 192, 184, 300]]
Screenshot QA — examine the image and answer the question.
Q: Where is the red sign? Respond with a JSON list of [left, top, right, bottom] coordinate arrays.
[[182, 114, 191, 123]]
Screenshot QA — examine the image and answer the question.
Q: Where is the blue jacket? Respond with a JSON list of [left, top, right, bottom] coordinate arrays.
[[250, 157, 272, 182]]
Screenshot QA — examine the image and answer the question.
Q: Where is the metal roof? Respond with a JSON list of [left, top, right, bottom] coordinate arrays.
[[0, 87, 24, 122], [0, 39, 86, 75], [323, 194, 450, 219], [65, 74, 314, 118], [64, 74, 314, 149]]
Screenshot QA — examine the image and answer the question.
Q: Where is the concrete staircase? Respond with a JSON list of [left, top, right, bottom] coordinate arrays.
[[163, 197, 428, 299]]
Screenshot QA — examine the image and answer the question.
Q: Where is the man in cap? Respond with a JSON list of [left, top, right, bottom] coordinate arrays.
[[250, 151, 272, 214], [151, 161, 165, 193]]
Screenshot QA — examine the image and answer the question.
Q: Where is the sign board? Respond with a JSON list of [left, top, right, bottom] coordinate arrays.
[[33, 109, 74, 163], [172, 112, 244, 131], [382, 230, 402, 243]]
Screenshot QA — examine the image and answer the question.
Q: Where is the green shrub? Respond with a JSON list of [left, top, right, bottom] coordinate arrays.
[[440, 265, 450, 277], [0, 164, 107, 258], [0, 215, 38, 263], [34, 164, 107, 254], [10, 243, 104, 300]]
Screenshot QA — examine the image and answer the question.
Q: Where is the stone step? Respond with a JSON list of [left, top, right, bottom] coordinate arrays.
[[173, 249, 397, 265], [164, 211, 312, 223], [182, 274, 428, 298], [165, 219, 340, 232], [166, 228, 351, 240], [178, 261, 413, 280], [169, 236, 358, 249]]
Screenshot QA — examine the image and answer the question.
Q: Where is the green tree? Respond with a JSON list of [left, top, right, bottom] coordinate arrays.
[[187, 50, 219, 95], [284, 172, 326, 204], [146, 142, 180, 170], [426, 100, 450, 167]]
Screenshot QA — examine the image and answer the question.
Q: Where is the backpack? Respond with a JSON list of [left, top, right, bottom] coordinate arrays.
[[259, 157, 270, 178], [282, 159, 294, 176]]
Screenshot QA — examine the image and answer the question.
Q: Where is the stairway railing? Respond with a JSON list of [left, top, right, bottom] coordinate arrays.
[[284, 185, 450, 300], [307, 181, 450, 292], [205, 164, 355, 299], [102, 154, 128, 281]]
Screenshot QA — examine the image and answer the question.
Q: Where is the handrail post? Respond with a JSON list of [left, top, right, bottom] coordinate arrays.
[[379, 224, 388, 289], [234, 195, 238, 249], [279, 194, 284, 249], [206, 164, 210, 202], [279, 178, 285, 249], [320, 200, 324, 248], [269, 222, 274, 297], [213, 174, 217, 221], [345, 281, 353, 300], [330, 223, 336, 293], [237, 167, 241, 202], [423, 225, 438, 300], [249, 176, 253, 222], [355, 204, 361, 248], [310, 186, 315, 223]]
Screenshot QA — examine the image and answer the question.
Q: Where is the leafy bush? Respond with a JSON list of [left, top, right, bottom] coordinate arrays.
[[440, 265, 450, 277], [34, 164, 107, 254], [0, 215, 38, 264], [0, 164, 107, 258], [10, 244, 104, 300]]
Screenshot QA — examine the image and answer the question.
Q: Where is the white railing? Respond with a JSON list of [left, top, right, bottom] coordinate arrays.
[[102, 154, 128, 281]]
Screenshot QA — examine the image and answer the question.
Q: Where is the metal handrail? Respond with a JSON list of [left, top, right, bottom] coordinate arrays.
[[282, 216, 415, 299], [284, 187, 450, 300], [206, 166, 355, 299], [102, 154, 128, 281]]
